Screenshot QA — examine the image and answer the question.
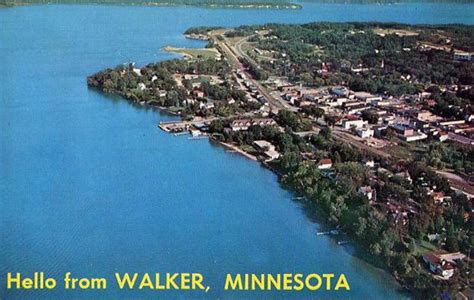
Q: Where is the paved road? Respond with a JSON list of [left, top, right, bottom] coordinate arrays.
[[210, 31, 291, 112], [436, 170, 474, 196], [330, 127, 392, 159], [448, 132, 474, 145]]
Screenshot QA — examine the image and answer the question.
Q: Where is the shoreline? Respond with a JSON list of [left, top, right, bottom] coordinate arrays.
[[86, 21, 474, 294], [211, 138, 258, 161], [162, 46, 221, 60]]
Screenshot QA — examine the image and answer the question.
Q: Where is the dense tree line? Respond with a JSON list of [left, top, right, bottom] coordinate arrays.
[[184, 26, 223, 35], [230, 22, 473, 97], [208, 110, 472, 298]]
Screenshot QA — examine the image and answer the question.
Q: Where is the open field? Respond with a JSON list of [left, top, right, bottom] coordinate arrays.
[[373, 28, 419, 36], [163, 46, 220, 59]]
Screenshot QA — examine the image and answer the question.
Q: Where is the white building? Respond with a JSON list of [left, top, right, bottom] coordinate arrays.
[[454, 51, 472, 61], [358, 186, 374, 200], [253, 140, 280, 161], [317, 159, 333, 170], [137, 83, 146, 91], [342, 119, 367, 130], [402, 132, 428, 142], [356, 127, 374, 138]]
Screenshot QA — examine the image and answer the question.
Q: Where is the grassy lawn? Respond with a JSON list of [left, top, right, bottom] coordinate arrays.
[[241, 144, 259, 155], [412, 239, 438, 256], [386, 144, 413, 160], [167, 106, 183, 113], [163, 46, 220, 60]]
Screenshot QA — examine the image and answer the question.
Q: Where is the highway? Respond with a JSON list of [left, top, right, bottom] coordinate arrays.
[[210, 31, 292, 112]]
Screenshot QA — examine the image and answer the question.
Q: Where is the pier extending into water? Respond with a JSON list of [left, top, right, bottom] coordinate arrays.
[[158, 118, 216, 133]]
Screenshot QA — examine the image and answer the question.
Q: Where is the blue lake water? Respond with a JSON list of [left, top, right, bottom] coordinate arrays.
[[0, 2, 472, 299]]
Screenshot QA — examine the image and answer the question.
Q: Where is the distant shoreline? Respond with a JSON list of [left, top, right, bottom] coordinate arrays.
[[0, 1, 302, 9]]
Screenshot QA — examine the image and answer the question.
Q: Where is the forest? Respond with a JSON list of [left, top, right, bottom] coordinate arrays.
[[208, 114, 472, 299], [230, 22, 474, 97], [87, 58, 263, 118]]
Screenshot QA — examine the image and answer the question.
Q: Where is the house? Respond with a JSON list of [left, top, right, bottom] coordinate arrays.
[[353, 91, 382, 104], [440, 120, 466, 128], [133, 68, 142, 76], [183, 74, 199, 80], [374, 125, 388, 137], [199, 102, 214, 110], [259, 104, 271, 117], [437, 132, 449, 142], [253, 140, 280, 161], [193, 122, 210, 132], [364, 160, 375, 168], [358, 186, 374, 200], [426, 99, 437, 107], [347, 105, 371, 114], [423, 252, 466, 279], [356, 127, 374, 138], [330, 86, 349, 97], [395, 171, 413, 184], [423, 253, 455, 279], [189, 129, 201, 137], [427, 233, 441, 242], [157, 90, 168, 98], [230, 118, 276, 131], [454, 51, 473, 61], [317, 159, 333, 170], [342, 119, 367, 130], [251, 118, 277, 127], [432, 192, 446, 204], [137, 83, 146, 91], [192, 90, 205, 99], [231, 119, 252, 131], [413, 110, 439, 122], [391, 124, 414, 136], [402, 132, 428, 142]]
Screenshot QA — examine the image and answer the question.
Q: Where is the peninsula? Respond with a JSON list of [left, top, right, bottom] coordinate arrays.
[[88, 22, 473, 299]]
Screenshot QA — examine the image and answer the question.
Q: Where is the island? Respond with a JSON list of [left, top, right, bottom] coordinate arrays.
[[87, 22, 473, 299]]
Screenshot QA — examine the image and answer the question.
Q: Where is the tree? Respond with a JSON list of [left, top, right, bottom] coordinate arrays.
[[361, 110, 379, 124], [320, 127, 331, 139], [301, 106, 324, 119], [277, 110, 299, 131], [209, 119, 224, 133], [355, 217, 367, 238], [370, 242, 382, 256], [280, 152, 301, 174]]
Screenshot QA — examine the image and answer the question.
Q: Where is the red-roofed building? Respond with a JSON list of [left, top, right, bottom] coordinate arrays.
[[423, 252, 465, 279], [317, 159, 333, 170]]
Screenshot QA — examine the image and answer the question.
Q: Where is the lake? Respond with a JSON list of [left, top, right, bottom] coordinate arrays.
[[0, 2, 472, 299]]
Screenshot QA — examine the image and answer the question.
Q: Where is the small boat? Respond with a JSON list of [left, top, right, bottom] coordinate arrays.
[[337, 241, 350, 245], [173, 132, 189, 136]]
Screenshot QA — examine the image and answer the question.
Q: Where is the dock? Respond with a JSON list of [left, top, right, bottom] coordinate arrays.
[[158, 118, 216, 134]]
